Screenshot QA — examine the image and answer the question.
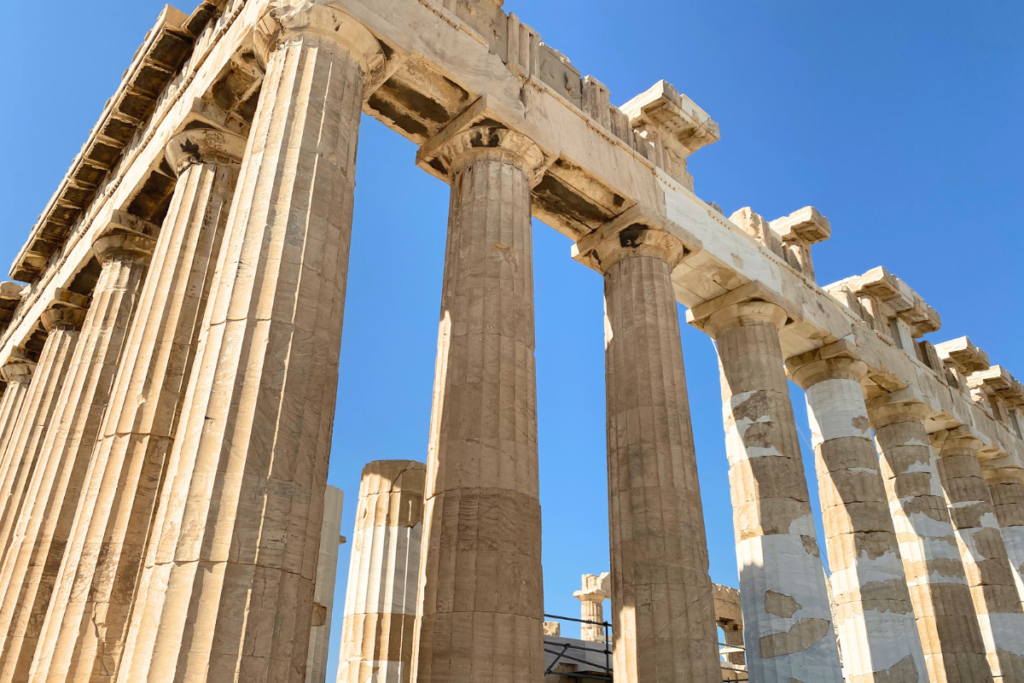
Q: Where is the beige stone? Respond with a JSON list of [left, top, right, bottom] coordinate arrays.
[[414, 122, 546, 683], [984, 467, 1024, 606], [0, 218, 153, 683], [573, 574, 609, 643], [688, 283, 844, 683], [575, 208, 719, 682], [932, 427, 1024, 683], [115, 5, 387, 682], [338, 462, 424, 683], [28, 129, 244, 683], [868, 393, 993, 683], [788, 342, 927, 683], [307, 486, 343, 683]]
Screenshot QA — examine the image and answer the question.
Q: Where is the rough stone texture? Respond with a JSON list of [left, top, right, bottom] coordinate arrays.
[[338, 462, 424, 683], [306, 486, 343, 683], [115, 6, 382, 682], [695, 296, 844, 683], [0, 320, 85, 572], [788, 345, 927, 683], [0, 224, 153, 683], [580, 220, 719, 682], [985, 468, 1024, 605], [29, 130, 244, 683], [869, 394, 993, 683], [414, 126, 546, 683], [933, 428, 1024, 683]]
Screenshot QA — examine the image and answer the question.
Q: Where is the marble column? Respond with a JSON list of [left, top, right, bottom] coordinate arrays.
[[0, 354, 35, 468], [985, 467, 1024, 605], [787, 343, 926, 682], [868, 392, 992, 683], [932, 427, 1024, 683], [29, 129, 245, 683], [572, 574, 608, 644], [306, 486, 343, 683], [115, 5, 385, 682], [338, 461, 425, 683], [0, 297, 88, 565], [0, 217, 155, 683], [574, 214, 719, 682], [414, 123, 547, 683], [688, 283, 844, 683]]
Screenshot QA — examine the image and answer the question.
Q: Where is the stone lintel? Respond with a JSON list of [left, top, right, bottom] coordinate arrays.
[[769, 206, 831, 245], [786, 338, 868, 388], [619, 80, 720, 157], [686, 280, 802, 335], [416, 95, 552, 184], [571, 204, 702, 273], [969, 366, 1024, 409], [935, 336, 990, 375]]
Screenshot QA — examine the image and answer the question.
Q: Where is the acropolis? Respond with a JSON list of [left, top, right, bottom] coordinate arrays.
[[0, 1, 1020, 682]]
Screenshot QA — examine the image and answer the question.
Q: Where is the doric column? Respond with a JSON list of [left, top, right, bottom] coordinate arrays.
[[932, 427, 1024, 682], [0, 353, 35, 468], [115, 4, 386, 682], [868, 392, 992, 683], [787, 342, 926, 682], [338, 461, 425, 683], [29, 128, 245, 683], [573, 209, 719, 682], [0, 296, 88, 565], [413, 122, 548, 683], [572, 574, 609, 643], [0, 217, 155, 683], [306, 485, 343, 683], [688, 282, 844, 683], [985, 466, 1024, 604]]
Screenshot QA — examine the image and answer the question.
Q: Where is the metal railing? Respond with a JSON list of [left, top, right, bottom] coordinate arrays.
[[543, 613, 612, 680]]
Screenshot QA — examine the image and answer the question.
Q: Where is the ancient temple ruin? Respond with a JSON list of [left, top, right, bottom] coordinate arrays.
[[0, 0, 1021, 682]]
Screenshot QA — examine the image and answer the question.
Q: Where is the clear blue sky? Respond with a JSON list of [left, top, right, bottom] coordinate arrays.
[[1, 0, 1021, 678]]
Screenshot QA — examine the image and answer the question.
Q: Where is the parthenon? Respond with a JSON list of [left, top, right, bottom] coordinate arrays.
[[0, 1, 1021, 682]]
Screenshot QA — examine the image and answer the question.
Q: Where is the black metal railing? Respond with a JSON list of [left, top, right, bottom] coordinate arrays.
[[543, 613, 612, 680]]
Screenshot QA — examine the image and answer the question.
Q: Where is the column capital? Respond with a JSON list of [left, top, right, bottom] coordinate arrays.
[[571, 204, 702, 273], [165, 128, 247, 176], [930, 426, 984, 457], [254, 1, 387, 89], [1, 347, 37, 384], [982, 464, 1024, 487], [430, 124, 548, 184], [786, 339, 868, 389], [39, 289, 90, 333], [865, 386, 935, 427], [686, 280, 801, 339], [93, 211, 159, 266]]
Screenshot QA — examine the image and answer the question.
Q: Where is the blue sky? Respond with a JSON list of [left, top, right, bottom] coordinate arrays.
[[1, 0, 1021, 678]]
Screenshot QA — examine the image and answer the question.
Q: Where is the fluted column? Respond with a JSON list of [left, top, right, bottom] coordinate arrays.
[[29, 129, 245, 683], [338, 461, 425, 683], [115, 4, 386, 682], [414, 124, 547, 683], [985, 467, 1024, 604], [868, 392, 991, 683], [572, 574, 608, 643], [0, 354, 35, 470], [0, 218, 155, 683], [0, 296, 88, 565], [932, 427, 1024, 683], [306, 485, 343, 683], [574, 214, 719, 682], [688, 283, 844, 683], [787, 343, 926, 682]]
